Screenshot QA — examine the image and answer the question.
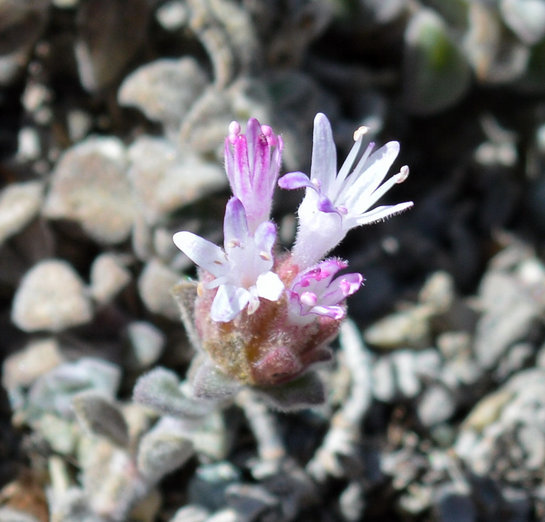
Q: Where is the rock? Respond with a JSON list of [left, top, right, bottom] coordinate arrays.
[[473, 272, 542, 369], [89, 253, 131, 304], [2, 337, 64, 390], [417, 384, 456, 427], [500, 0, 545, 45], [125, 321, 165, 370], [364, 305, 433, 350], [137, 259, 180, 320], [44, 136, 134, 245], [0, 181, 43, 246], [118, 58, 208, 132], [128, 136, 226, 224], [11, 259, 93, 332], [371, 356, 396, 402]]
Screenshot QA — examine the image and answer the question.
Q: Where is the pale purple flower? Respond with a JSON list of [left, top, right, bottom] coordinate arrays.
[[279, 113, 413, 268], [287, 258, 363, 325], [225, 118, 283, 234], [173, 197, 284, 322]]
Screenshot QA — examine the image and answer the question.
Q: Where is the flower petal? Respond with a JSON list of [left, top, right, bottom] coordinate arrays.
[[278, 171, 314, 190], [223, 197, 249, 247], [254, 221, 277, 255], [255, 271, 284, 301], [310, 113, 337, 193], [210, 284, 250, 322], [173, 231, 226, 277], [354, 201, 414, 226]]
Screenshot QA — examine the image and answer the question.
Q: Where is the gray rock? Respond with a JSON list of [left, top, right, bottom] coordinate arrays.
[[364, 304, 433, 350], [2, 337, 64, 391], [118, 58, 209, 132], [128, 136, 226, 224], [417, 384, 456, 427], [501, 0, 545, 45], [137, 259, 180, 320], [474, 272, 541, 369], [0, 181, 43, 246], [125, 321, 165, 370], [44, 136, 134, 245], [12, 259, 93, 332], [156, 1, 188, 31], [89, 253, 131, 304], [372, 356, 396, 402], [393, 350, 421, 399]]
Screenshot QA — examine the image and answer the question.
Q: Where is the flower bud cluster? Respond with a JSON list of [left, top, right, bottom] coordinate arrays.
[[174, 114, 412, 405]]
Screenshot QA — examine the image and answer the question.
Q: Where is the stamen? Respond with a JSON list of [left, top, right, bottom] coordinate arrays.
[[395, 165, 410, 183], [353, 125, 369, 142]]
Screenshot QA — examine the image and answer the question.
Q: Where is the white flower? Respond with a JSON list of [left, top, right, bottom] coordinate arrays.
[[173, 197, 284, 322], [279, 113, 413, 268]]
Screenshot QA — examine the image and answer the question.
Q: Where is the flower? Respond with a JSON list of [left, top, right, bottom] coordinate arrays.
[[287, 259, 363, 324], [278, 113, 413, 268], [173, 197, 283, 322], [166, 113, 413, 409], [225, 118, 283, 234]]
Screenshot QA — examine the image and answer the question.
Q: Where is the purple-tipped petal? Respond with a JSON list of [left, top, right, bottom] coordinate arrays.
[[253, 221, 277, 256], [223, 197, 249, 246], [278, 171, 314, 190]]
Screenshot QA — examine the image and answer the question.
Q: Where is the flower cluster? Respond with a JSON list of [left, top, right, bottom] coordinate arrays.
[[173, 113, 412, 409]]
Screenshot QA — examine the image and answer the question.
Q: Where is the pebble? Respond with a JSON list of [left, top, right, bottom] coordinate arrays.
[[137, 259, 180, 320], [119, 58, 208, 132], [125, 321, 165, 370], [417, 384, 456, 427], [128, 136, 226, 224], [473, 271, 541, 369], [11, 259, 93, 332], [0, 181, 43, 246], [43, 136, 134, 245], [89, 253, 131, 304], [364, 304, 433, 350], [500, 0, 545, 45], [2, 337, 64, 391]]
